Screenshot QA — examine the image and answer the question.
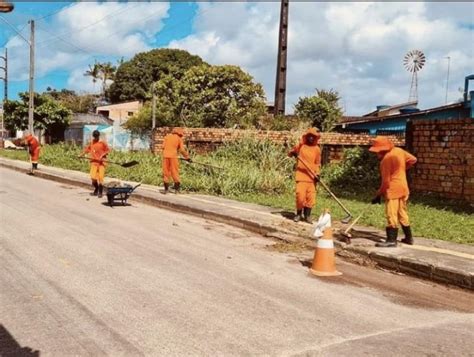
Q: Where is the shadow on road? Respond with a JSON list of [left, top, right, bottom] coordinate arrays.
[[0, 324, 40, 356]]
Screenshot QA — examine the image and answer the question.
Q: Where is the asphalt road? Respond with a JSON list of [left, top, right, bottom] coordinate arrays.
[[1, 167, 473, 356]]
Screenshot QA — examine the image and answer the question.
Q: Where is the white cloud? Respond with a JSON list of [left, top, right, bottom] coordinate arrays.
[[4, 1, 473, 115], [4, 1, 170, 91], [171, 2, 474, 115]]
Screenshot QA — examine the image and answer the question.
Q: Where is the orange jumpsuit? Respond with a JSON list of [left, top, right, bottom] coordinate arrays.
[[25, 134, 40, 163], [377, 146, 417, 228], [83, 140, 110, 184], [162, 128, 189, 184], [288, 129, 321, 210]]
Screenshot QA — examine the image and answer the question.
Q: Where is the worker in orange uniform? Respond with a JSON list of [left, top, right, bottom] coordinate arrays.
[[79, 130, 110, 198], [23, 132, 41, 173], [162, 127, 191, 194], [369, 136, 417, 247], [288, 128, 322, 223]]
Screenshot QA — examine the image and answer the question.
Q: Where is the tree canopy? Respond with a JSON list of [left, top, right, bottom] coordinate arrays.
[[294, 89, 343, 132], [45, 88, 97, 113], [107, 48, 205, 103], [125, 64, 266, 131], [3, 92, 72, 134]]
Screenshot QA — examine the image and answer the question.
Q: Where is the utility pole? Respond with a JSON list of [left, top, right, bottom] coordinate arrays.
[[445, 56, 450, 104], [0, 48, 7, 101], [28, 20, 35, 134], [0, 48, 6, 148], [151, 82, 156, 130], [273, 0, 289, 117]]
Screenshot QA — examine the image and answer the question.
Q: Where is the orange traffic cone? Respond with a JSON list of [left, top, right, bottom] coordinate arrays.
[[309, 228, 342, 277]]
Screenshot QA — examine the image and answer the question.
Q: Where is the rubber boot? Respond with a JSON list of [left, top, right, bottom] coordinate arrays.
[[92, 180, 99, 196], [32, 163, 38, 170], [163, 182, 170, 194], [98, 184, 103, 198], [303, 207, 312, 224], [401, 225, 414, 245], [174, 182, 180, 194], [293, 209, 303, 222], [376, 227, 398, 247]]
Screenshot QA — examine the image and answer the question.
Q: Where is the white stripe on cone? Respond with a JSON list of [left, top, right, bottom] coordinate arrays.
[[316, 239, 334, 249]]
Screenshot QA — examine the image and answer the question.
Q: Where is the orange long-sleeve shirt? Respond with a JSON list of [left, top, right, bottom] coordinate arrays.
[[288, 143, 321, 183], [25, 135, 39, 153], [378, 147, 417, 199], [83, 140, 110, 166], [25, 134, 40, 161], [162, 133, 189, 159]]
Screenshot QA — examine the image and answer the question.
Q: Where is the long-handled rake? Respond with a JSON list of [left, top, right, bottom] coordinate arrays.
[[296, 156, 353, 224], [340, 203, 372, 243]]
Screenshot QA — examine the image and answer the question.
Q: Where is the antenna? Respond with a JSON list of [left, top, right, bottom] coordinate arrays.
[[445, 56, 450, 104]]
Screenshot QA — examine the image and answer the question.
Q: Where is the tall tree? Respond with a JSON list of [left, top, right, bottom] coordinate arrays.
[[125, 64, 266, 130], [108, 48, 205, 103], [3, 92, 72, 136], [45, 88, 97, 113], [97, 62, 117, 98], [294, 89, 343, 132], [84, 62, 100, 92]]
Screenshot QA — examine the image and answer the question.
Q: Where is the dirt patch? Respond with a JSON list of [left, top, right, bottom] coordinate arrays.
[[312, 260, 474, 313], [267, 241, 312, 253]]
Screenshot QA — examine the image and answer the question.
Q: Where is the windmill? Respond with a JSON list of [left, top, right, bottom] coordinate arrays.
[[404, 49, 426, 102]]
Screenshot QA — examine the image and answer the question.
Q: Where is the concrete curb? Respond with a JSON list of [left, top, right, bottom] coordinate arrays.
[[1, 158, 473, 291]]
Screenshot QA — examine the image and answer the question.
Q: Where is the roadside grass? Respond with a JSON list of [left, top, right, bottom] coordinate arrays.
[[236, 191, 474, 245], [1, 144, 473, 244]]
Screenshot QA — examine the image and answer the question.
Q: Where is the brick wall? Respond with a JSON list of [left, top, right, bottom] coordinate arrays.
[[152, 127, 404, 163], [408, 119, 474, 203]]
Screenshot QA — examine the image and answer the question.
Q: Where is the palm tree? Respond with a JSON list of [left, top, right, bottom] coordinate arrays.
[[84, 62, 100, 93], [97, 62, 117, 99]]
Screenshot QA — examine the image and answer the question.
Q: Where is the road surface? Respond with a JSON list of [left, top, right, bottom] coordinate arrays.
[[1, 167, 473, 356]]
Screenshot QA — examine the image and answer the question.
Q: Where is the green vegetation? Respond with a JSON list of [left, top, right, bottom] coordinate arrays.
[[3, 92, 72, 135], [84, 60, 119, 98], [108, 48, 205, 103], [45, 88, 97, 113], [1, 141, 472, 244], [125, 64, 267, 131], [294, 89, 343, 131]]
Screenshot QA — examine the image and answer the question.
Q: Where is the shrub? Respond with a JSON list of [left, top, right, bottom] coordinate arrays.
[[322, 146, 380, 194]]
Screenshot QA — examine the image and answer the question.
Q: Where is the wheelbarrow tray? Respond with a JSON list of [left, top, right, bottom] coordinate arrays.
[[106, 183, 141, 206]]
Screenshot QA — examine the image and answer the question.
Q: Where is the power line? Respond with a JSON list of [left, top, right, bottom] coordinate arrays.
[[34, 4, 73, 22], [0, 16, 30, 44], [1, 22, 28, 48], [35, 22, 99, 58], [35, 2, 141, 47]]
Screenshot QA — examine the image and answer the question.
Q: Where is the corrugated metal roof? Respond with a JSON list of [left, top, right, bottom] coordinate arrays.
[[337, 102, 465, 127], [71, 113, 113, 125]]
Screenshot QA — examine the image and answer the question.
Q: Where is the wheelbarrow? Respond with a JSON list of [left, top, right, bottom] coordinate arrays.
[[106, 183, 141, 207]]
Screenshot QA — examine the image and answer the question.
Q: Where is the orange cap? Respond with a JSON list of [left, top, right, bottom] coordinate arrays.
[[369, 136, 394, 153], [172, 127, 185, 137]]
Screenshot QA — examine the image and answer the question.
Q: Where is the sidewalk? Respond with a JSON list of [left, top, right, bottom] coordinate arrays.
[[1, 157, 473, 291]]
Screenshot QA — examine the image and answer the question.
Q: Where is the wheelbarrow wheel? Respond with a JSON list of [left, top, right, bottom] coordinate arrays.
[[107, 193, 114, 207]]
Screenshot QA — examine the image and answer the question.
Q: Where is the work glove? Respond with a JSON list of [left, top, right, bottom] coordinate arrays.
[[371, 195, 382, 204], [314, 175, 320, 183]]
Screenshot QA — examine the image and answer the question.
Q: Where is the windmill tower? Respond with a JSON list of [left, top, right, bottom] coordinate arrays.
[[404, 49, 426, 103]]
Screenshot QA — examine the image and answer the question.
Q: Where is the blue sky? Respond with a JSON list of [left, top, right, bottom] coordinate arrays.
[[1, 1, 197, 101], [1, 1, 473, 115]]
